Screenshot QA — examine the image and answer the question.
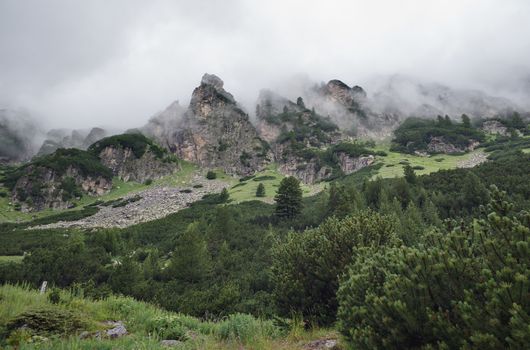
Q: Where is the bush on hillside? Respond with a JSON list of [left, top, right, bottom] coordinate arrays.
[[337, 187, 530, 349]]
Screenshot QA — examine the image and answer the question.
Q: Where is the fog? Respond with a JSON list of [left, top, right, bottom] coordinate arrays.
[[1, 0, 529, 130]]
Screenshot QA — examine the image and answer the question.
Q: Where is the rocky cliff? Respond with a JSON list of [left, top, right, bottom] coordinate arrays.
[[278, 151, 375, 184], [6, 148, 112, 211], [255, 90, 374, 183], [89, 134, 179, 183], [145, 74, 271, 175], [306, 79, 399, 138]]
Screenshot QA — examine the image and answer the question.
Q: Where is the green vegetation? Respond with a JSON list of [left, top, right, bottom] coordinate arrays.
[[0, 284, 336, 349], [1, 129, 529, 349], [274, 177, 303, 218], [337, 187, 529, 349], [284, 141, 375, 180], [4, 149, 112, 192], [392, 116, 485, 153], [256, 183, 266, 197], [369, 143, 480, 178], [483, 112, 529, 135], [88, 133, 175, 161], [206, 171, 217, 180], [272, 211, 399, 325]]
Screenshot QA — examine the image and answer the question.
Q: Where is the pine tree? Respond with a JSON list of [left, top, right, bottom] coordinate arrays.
[[169, 223, 211, 284], [461, 113, 471, 128], [275, 176, 303, 218], [403, 164, 416, 184], [296, 96, 305, 108], [256, 183, 266, 197], [219, 188, 230, 203]]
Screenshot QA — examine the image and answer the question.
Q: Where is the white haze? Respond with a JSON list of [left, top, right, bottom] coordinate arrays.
[[1, 0, 529, 130]]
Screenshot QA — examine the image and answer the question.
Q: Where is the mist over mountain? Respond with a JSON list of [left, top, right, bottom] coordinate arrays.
[[1, 0, 529, 130]]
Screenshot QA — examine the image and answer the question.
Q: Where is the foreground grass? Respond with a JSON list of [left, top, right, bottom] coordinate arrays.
[[0, 284, 341, 350]]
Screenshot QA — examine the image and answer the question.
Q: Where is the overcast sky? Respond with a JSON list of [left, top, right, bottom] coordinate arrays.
[[1, 0, 529, 129]]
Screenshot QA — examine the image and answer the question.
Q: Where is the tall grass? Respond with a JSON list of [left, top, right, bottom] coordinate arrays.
[[0, 284, 311, 350]]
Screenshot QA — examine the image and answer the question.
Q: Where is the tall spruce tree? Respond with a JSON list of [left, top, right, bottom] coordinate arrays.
[[275, 176, 303, 218], [256, 183, 266, 197]]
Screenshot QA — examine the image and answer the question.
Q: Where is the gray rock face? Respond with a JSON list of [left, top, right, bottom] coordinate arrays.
[[337, 153, 375, 174], [143, 101, 186, 148], [97, 145, 179, 183], [278, 156, 333, 185], [256, 90, 374, 184], [481, 120, 509, 136], [278, 150, 375, 184], [427, 137, 479, 154], [104, 321, 127, 338], [166, 74, 271, 175], [306, 79, 399, 138], [11, 165, 112, 211]]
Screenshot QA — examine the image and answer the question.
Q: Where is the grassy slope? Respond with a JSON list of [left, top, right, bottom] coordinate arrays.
[[0, 284, 339, 350], [370, 143, 481, 179], [226, 164, 322, 203]]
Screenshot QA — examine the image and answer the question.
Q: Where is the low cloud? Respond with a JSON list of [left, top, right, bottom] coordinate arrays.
[[1, 0, 529, 130]]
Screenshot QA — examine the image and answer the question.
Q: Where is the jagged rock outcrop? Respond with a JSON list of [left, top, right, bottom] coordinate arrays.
[[150, 74, 271, 175], [256, 89, 342, 145], [278, 151, 375, 184], [426, 137, 479, 154], [38, 127, 108, 156], [481, 120, 509, 136], [7, 149, 112, 211], [256, 89, 375, 183], [89, 134, 179, 183], [305, 79, 399, 138], [0, 109, 42, 163], [142, 101, 186, 148]]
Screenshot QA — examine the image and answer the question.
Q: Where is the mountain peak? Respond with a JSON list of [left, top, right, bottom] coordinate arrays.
[[201, 73, 224, 90]]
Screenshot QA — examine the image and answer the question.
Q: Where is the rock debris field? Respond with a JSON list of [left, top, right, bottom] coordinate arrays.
[[457, 151, 488, 168], [34, 175, 227, 229]]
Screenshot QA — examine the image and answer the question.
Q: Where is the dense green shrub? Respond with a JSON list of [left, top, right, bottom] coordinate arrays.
[[391, 116, 485, 153], [206, 171, 217, 180], [5, 307, 86, 337], [271, 211, 399, 324], [337, 187, 530, 349], [88, 133, 172, 161]]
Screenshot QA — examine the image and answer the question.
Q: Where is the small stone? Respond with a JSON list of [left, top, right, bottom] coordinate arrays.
[[105, 321, 127, 338], [79, 331, 90, 339], [160, 339, 183, 347], [304, 338, 340, 350]]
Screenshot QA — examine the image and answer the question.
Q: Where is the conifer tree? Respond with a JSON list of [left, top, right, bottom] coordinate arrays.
[[169, 223, 211, 284], [403, 164, 416, 184], [275, 176, 303, 218], [256, 183, 266, 197]]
